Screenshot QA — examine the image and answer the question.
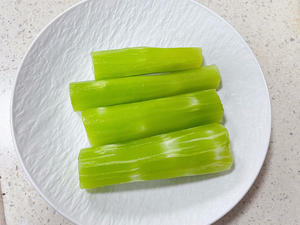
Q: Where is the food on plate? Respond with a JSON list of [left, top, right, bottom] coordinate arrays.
[[68, 47, 232, 189], [82, 90, 223, 146], [78, 123, 233, 189], [70, 65, 220, 111], [91, 47, 203, 80]]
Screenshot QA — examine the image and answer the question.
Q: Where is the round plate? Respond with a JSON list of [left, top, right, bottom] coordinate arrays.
[[11, 0, 271, 224]]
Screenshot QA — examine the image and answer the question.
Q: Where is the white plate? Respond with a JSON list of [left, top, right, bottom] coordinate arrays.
[[11, 0, 271, 224]]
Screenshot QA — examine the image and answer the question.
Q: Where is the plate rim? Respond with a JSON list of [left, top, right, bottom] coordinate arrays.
[[10, 0, 271, 224]]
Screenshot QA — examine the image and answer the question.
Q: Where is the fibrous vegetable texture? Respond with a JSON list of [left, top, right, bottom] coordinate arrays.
[[79, 123, 233, 189], [82, 89, 224, 146], [91, 47, 203, 80], [70, 65, 220, 111], [69, 46, 232, 189]]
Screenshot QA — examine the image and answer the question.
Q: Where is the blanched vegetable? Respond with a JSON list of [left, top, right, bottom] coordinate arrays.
[[82, 89, 223, 146], [70, 65, 220, 111], [78, 123, 233, 189], [91, 47, 203, 80]]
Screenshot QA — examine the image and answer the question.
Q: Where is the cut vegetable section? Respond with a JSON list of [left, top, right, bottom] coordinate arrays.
[[70, 65, 220, 111], [91, 47, 203, 80], [82, 89, 223, 146], [78, 123, 233, 189]]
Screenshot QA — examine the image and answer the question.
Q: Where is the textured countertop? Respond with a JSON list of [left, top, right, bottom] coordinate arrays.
[[0, 0, 299, 224]]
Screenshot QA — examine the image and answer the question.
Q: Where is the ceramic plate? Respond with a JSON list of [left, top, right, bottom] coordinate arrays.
[[11, 0, 271, 224]]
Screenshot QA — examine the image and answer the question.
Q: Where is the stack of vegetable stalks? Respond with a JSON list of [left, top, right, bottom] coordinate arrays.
[[69, 47, 233, 189]]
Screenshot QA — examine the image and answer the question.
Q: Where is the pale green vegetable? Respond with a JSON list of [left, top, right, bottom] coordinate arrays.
[[78, 123, 233, 189], [82, 89, 223, 146], [91, 47, 203, 80], [70, 65, 220, 111]]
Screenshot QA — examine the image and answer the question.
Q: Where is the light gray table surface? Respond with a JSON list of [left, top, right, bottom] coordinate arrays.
[[0, 0, 299, 224]]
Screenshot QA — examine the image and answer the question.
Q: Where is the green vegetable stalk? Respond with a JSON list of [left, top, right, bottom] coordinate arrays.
[[91, 47, 203, 80], [78, 123, 233, 189], [70, 65, 220, 111], [82, 89, 223, 146]]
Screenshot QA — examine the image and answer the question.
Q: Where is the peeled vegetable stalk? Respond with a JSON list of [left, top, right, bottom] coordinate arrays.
[[91, 47, 203, 80], [70, 65, 220, 111], [78, 123, 232, 189], [82, 89, 223, 146]]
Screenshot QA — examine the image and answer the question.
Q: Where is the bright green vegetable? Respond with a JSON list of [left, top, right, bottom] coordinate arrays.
[[91, 47, 203, 80], [82, 89, 223, 146], [78, 123, 232, 189], [70, 65, 220, 111]]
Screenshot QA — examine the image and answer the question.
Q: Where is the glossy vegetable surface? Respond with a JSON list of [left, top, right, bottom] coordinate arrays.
[[91, 47, 203, 80], [70, 65, 220, 111], [78, 123, 233, 189], [82, 89, 223, 146]]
